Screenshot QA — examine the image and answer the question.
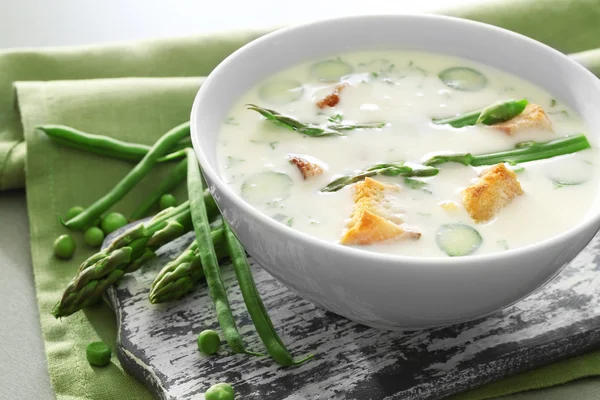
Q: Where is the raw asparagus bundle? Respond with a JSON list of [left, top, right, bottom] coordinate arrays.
[[52, 202, 191, 318], [53, 192, 218, 318], [149, 226, 227, 304]]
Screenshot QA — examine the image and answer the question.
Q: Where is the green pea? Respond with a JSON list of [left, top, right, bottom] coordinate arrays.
[[159, 194, 177, 210], [84, 227, 105, 247], [101, 212, 128, 234], [53, 234, 76, 259], [197, 329, 221, 355], [65, 206, 85, 221], [205, 383, 234, 400], [86, 342, 112, 367]]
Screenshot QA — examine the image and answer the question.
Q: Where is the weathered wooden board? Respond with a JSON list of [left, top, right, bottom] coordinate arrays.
[[106, 230, 600, 400]]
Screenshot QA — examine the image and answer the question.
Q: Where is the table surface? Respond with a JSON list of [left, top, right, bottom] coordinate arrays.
[[1, 1, 600, 399]]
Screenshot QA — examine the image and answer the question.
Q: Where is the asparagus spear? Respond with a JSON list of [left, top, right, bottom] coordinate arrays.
[[148, 227, 227, 304], [52, 191, 219, 318], [424, 134, 591, 167], [321, 162, 439, 192], [432, 99, 528, 128], [246, 104, 386, 137]]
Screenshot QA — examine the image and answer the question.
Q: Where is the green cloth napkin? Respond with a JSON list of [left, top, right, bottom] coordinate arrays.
[[2, 0, 600, 399]]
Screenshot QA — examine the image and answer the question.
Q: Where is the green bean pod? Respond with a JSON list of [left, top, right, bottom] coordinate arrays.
[[186, 148, 260, 356], [223, 223, 313, 366], [63, 122, 191, 231], [38, 124, 189, 163]]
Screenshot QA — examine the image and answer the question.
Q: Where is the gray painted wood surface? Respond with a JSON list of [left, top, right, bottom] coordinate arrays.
[[105, 230, 600, 400]]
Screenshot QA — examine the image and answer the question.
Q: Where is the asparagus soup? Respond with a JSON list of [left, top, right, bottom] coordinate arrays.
[[216, 50, 598, 257]]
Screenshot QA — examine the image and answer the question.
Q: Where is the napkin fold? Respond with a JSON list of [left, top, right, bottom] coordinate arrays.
[[2, 0, 600, 399]]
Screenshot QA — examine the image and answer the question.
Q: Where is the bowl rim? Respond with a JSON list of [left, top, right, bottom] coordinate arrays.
[[191, 13, 600, 266]]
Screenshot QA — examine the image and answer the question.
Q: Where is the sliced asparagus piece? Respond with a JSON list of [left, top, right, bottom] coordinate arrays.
[[247, 104, 386, 137], [321, 162, 439, 192], [432, 99, 528, 128], [424, 134, 591, 167]]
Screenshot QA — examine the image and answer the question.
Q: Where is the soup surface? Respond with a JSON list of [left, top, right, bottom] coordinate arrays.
[[216, 50, 598, 257]]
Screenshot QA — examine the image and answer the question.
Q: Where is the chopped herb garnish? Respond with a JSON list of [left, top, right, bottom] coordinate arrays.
[[328, 113, 343, 123], [404, 177, 429, 190], [269, 141, 279, 150], [548, 110, 569, 117], [408, 61, 414, 67], [272, 213, 293, 227], [371, 72, 379, 78], [224, 117, 239, 125], [414, 66, 428, 76], [497, 239, 509, 250], [550, 99, 557, 107], [226, 156, 245, 169]]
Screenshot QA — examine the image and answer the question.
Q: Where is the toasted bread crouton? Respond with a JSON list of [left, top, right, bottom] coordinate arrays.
[[439, 201, 459, 213], [463, 163, 523, 222], [287, 154, 324, 179], [341, 177, 421, 245], [316, 84, 347, 109], [492, 104, 552, 135]]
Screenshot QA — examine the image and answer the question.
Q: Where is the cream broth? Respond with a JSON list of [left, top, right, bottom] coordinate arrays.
[[216, 51, 598, 257]]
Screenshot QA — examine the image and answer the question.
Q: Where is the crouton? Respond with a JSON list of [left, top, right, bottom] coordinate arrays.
[[492, 104, 552, 135], [341, 177, 421, 245], [316, 84, 347, 109], [287, 154, 324, 179], [439, 201, 459, 212], [463, 163, 523, 222]]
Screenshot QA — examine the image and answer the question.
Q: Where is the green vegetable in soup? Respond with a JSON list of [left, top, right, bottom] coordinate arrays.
[[403, 177, 432, 193], [438, 67, 488, 91], [436, 223, 482, 257], [258, 79, 304, 105], [321, 162, 439, 192], [424, 134, 591, 167], [247, 104, 386, 137], [241, 171, 293, 205], [310, 59, 353, 82], [432, 99, 528, 128], [547, 158, 592, 186], [247, 104, 340, 136], [475, 99, 529, 125]]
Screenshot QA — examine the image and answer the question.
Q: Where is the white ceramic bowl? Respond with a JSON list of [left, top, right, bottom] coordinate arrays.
[[191, 14, 600, 330]]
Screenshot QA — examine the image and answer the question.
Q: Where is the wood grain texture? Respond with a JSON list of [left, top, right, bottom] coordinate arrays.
[[105, 230, 600, 400]]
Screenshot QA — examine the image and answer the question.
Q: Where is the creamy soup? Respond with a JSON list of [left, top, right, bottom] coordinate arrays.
[[216, 51, 598, 257]]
